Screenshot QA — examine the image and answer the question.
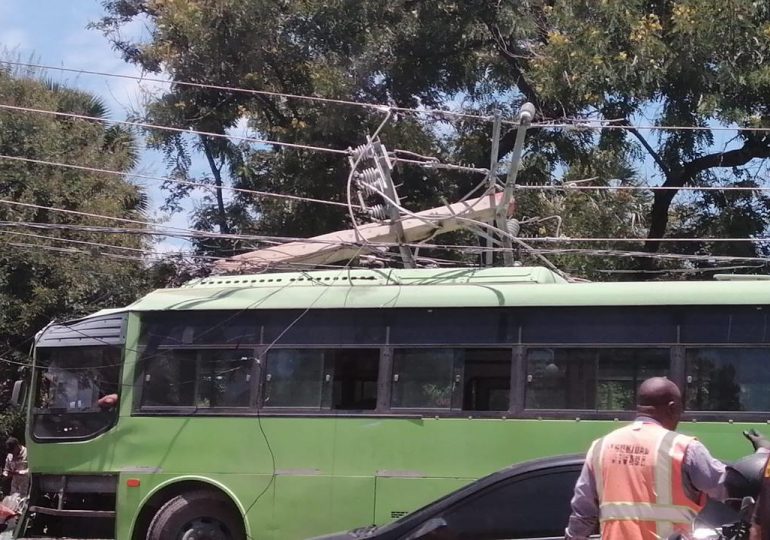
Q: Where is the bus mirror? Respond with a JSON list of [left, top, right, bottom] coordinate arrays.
[[10, 380, 25, 408]]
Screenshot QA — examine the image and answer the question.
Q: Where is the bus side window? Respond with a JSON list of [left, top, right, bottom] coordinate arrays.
[[141, 349, 253, 409], [263, 350, 325, 408], [262, 349, 380, 410], [524, 348, 669, 410], [389, 348, 511, 411], [391, 350, 455, 409], [196, 353, 252, 407], [462, 349, 511, 411], [330, 350, 379, 410], [142, 350, 196, 407], [686, 348, 770, 412]]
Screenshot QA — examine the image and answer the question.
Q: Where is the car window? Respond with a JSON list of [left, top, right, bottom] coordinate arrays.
[[403, 467, 582, 540]]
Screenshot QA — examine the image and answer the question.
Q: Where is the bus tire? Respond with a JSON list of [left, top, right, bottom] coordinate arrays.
[[146, 489, 246, 540]]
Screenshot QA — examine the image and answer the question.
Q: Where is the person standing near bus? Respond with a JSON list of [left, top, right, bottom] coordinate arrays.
[[565, 377, 770, 540], [750, 453, 770, 540], [2, 438, 28, 498]]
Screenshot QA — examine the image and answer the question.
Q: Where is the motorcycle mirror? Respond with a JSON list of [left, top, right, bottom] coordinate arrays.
[[738, 496, 755, 521]]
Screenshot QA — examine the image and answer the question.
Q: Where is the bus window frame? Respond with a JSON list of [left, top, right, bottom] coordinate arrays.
[[259, 345, 383, 413], [31, 345, 125, 443], [388, 345, 517, 414], [135, 345, 260, 415], [682, 344, 770, 417], [129, 306, 770, 422], [520, 345, 673, 414]]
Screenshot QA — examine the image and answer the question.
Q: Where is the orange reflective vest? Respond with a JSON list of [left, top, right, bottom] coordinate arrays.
[[587, 421, 705, 540]]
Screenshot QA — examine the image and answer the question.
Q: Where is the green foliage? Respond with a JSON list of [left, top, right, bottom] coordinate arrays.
[[0, 409, 25, 442], [0, 66, 155, 409], [94, 0, 770, 277]]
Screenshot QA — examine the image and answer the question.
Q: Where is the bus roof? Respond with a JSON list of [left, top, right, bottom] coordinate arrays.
[[122, 266, 770, 312]]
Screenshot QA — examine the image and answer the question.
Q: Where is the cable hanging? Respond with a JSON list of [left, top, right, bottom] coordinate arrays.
[[0, 154, 359, 209], [9, 61, 770, 134], [0, 103, 349, 155], [0, 60, 504, 125]]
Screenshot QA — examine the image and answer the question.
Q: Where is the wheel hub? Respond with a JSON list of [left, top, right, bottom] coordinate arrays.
[[180, 518, 229, 540]]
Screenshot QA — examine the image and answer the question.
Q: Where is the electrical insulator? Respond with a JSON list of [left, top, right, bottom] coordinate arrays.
[[355, 168, 387, 196], [356, 167, 381, 184], [506, 218, 520, 236], [367, 204, 389, 221], [350, 144, 373, 161]]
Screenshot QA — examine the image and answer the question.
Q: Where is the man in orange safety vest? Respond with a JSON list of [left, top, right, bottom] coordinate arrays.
[[565, 377, 770, 540]]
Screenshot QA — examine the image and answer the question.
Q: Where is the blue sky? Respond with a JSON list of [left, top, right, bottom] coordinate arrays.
[[0, 0, 196, 250]]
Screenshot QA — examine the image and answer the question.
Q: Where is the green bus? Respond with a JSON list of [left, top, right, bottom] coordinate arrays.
[[14, 266, 770, 539]]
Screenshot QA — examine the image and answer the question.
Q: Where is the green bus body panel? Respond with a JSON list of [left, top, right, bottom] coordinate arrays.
[[25, 268, 770, 539]]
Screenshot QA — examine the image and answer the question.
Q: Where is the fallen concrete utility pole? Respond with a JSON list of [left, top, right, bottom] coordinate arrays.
[[215, 191, 507, 273]]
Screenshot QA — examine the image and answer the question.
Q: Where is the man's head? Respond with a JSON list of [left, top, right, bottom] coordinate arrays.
[[637, 377, 683, 430], [5, 438, 20, 457]]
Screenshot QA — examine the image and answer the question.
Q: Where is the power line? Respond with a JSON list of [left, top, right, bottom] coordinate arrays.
[[0, 220, 298, 244], [0, 198, 214, 237], [515, 182, 770, 193], [534, 119, 770, 133], [9, 60, 770, 135], [6, 196, 770, 256], [8, 240, 144, 261], [0, 154, 358, 209], [0, 60, 502, 125], [520, 237, 770, 243], [0, 103, 349, 155], [7, 152, 769, 199], [524, 248, 770, 264], [3, 236, 371, 272], [0, 106, 484, 180], [0, 199, 358, 245], [0, 229, 146, 253], [395, 156, 490, 175], [595, 264, 768, 274], [6, 198, 769, 253], [385, 241, 770, 264]]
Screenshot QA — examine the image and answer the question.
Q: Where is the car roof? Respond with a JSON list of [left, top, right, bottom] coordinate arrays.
[[372, 454, 585, 537], [471, 453, 584, 487]]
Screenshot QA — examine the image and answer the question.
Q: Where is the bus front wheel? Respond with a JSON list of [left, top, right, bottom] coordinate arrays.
[[146, 489, 246, 540]]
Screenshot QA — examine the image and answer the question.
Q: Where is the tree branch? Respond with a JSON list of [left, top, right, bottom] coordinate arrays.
[[621, 121, 671, 177], [484, 21, 543, 113], [645, 137, 770, 252], [200, 135, 231, 236]]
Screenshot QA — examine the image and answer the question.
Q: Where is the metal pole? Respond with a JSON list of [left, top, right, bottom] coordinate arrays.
[[485, 110, 502, 266], [371, 138, 416, 268], [496, 102, 535, 266]]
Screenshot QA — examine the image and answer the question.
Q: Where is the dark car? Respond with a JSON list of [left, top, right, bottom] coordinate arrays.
[[310, 454, 590, 540]]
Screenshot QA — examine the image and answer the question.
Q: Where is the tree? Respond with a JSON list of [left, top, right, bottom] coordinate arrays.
[[94, 0, 770, 276], [0, 64, 154, 405]]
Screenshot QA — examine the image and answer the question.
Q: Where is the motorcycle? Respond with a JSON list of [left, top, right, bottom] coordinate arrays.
[[670, 451, 768, 540]]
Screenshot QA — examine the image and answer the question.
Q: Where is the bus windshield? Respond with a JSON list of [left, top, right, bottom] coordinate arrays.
[[32, 346, 121, 440]]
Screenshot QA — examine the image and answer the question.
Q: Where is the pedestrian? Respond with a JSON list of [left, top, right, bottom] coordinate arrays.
[[565, 377, 770, 540], [2, 438, 28, 498], [750, 452, 770, 540]]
